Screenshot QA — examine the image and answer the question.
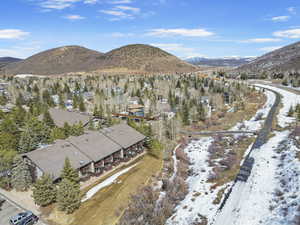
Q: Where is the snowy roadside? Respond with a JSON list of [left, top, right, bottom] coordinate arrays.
[[255, 84, 300, 128], [214, 84, 300, 225], [166, 88, 278, 225]]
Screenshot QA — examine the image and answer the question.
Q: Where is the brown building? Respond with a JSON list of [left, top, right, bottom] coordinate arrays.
[[24, 124, 146, 182]]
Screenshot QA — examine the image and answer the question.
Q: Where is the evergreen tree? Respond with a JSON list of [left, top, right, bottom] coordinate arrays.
[[11, 155, 32, 191], [63, 122, 71, 137], [78, 97, 86, 112], [32, 174, 56, 206], [18, 129, 36, 153], [57, 178, 81, 214], [50, 127, 66, 141], [43, 110, 55, 128], [61, 158, 79, 186]]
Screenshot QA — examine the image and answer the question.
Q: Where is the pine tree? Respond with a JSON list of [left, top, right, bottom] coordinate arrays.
[[43, 110, 55, 128], [11, 155, 32, 191], [61, 158, 79, 186], [18, 129, 36, 153], [50, 127, 66, 141], [57, 178, 81, 214], [78, 97, 86, 112], [63, 122, 71, 137], [32, 174, 56, 206]]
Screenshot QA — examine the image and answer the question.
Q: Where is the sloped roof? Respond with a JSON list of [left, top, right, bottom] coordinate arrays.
[[101, 123, 146, 149], [67, 131, 122, 162], [47, 108, 90, 127], [25, 140, 92, 180]]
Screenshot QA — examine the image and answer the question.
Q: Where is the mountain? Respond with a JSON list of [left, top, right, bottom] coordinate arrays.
[[0, 57, 22, 69], [238, 41, 300, 73], [98, 44, 197, 73], [1, 46, 104, 75], [1, 44, 197, 75], [186, 57, 254, 67]]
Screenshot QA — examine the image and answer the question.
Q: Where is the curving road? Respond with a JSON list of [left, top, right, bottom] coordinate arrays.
[[212, 85, 281, 225]]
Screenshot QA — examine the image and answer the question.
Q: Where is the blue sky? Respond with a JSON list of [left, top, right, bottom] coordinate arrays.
[[1, 0, 300, 59]]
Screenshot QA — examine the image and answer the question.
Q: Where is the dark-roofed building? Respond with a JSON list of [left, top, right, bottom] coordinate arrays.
[[24, 124, 146, 182], [44, 108, 91, 127], [101, 124, 146, 159], [24, 140, 92, 181], [67, 131, 123, 174]]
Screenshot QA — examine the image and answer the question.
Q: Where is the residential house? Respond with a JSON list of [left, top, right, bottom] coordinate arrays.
[[23, 124, 146, 182]]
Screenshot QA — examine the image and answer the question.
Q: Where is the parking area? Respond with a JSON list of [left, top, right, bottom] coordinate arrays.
[[0, 197, 22, 225], [0, 197, 44, 225]]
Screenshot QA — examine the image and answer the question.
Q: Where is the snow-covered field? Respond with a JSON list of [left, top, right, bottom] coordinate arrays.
[[214, 84, 300, 225], [166, 137, 221, 225], [82, 164, 138, 202], [166, 86, 299, 225]]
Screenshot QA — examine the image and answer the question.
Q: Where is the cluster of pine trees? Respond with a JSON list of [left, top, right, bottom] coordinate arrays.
[[0, 105, 84, 189], [32, 158, 81, 214]]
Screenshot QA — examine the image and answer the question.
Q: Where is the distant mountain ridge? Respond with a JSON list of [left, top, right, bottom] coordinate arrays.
[[186, 57, 255, 67], [238, 41, 300, 73], [0, 57, 22, 69], [1, 44, 197, 75]]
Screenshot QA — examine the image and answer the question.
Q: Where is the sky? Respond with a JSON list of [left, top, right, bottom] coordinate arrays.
[[0, 0, 300, 59]]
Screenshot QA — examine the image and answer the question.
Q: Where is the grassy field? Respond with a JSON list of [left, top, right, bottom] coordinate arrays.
[[47, 151, 163, 225]]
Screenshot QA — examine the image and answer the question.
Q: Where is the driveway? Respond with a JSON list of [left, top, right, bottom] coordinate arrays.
[[0, 197, 45, 225]]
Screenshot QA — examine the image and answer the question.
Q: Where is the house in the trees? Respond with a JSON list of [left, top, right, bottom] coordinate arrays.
[[40, 108, 91, 127], [23, 124, 146, 182], [127, 104, 145, 117]]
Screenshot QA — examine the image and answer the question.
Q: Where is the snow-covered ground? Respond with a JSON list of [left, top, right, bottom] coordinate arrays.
[[231, 89, 276, 132], [213, 84, 300, 225], [166, 86, 297, 225], [255, 84, 300, 128], [82, 164, 138, 202], [166, 137, 222, 225]]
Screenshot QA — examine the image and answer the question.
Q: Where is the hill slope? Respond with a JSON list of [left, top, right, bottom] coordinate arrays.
[[187, 57, 254, 67], [2, 46, 104, 75], [0, 57, 22, 69], [238, 41, 300, 73], [98, 44, 197, 73], [1, 44, 197, 75]]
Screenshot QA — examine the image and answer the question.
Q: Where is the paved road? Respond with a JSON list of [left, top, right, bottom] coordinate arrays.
[[212, 86, 281, 225], [0, 196, 45, 225]]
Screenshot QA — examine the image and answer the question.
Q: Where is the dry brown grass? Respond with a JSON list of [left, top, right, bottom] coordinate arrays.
[[61, 152, 164, 225], [210, 136, 255, 187]]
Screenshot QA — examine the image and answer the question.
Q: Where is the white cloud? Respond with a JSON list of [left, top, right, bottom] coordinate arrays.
[[271, 16, 290, 22], [0, 45, 41, 58], [273, 28, 300, 39], [287, 7, 296, 14], [39, 0, 81, 10], [147, 28, 214, 37], [84, 0, 97, 3], [38, 0, 96, 10], [64, 14, 85, 20], [108, 0, 132, 4], [0, 29, 30, 39], [241, 38, 282, 43], [150, 43, 205, 58], [100, 4, 141, 20], [115, 5, 140, 13], [259, 46, 282, 52], [100, 9, 132, 18]]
